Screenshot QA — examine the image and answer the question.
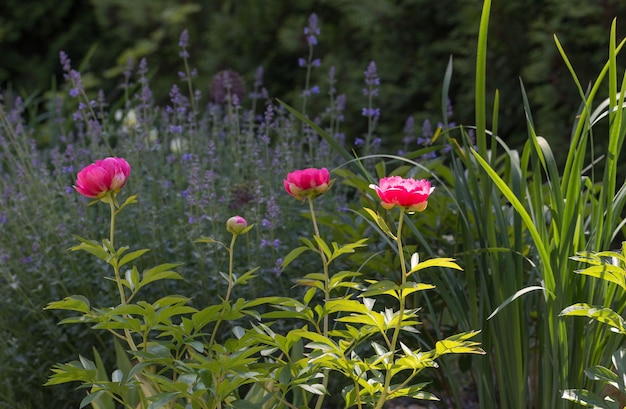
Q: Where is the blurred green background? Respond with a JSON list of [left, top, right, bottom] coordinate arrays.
[[2, 0, 625, 158]]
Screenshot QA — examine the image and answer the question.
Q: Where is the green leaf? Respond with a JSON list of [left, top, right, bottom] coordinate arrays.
[[280, 246, 310, 271], [362, 207, 396, 240], [399, 282, 436, 298], [231, 400, 265, 409], [313, 235, 332, 261], [561, 389, 616, 409], [124, 266, 140, 291], [435, 331, 485, 357], [329, 270, 362, 291], [560, 303, 626, 334], [140, 263, 184, 287], [360, 279, 399, 298], [45, 295, 91, 314], [298, 383, 327, 396], [327, 239, 368, 263], [235, 267, 260, 285], [195, 236, 221, 244], [70, 237, 110, 262], [407, 257, 463, 276], [585, 365, 620, 390], [79, 390, 107, 409], [191, 305, 222, 330], [115, 194, 138, 213], [118, 248, 150, 268], [575, 264, 626, 290], [487, 285, 546, 320], [147, 392, 179, 409], [612, 348, 626, 388], [303, 287, 316, 305]]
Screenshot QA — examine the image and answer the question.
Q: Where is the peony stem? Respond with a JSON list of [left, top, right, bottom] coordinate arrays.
[[309, 196, 331, 409], [108, 198, 138, 352], [375, 208, 407, 409], [209, 234, 237, 349]]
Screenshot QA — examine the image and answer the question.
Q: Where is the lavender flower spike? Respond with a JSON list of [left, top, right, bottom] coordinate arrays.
[[304, 13, 320, 46]]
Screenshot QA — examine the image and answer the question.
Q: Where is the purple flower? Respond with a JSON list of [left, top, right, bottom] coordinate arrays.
[[422, 119, 433, 139], [179, 29, 190, 58], [273, 258, 283, 276], [361, 107, 380, 118], [364, 61, 380, 86], [304, 13, 320, 46], [59, 51, 71, 72]]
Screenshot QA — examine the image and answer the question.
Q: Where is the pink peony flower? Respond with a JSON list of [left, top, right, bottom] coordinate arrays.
[[74, 157, 131, 199], [226, 215, 248, 235], [284, 167, 331, 201], [369, 176, 434, 212]]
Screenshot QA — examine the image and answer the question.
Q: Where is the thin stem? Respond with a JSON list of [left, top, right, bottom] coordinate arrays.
[[209, 234, 237, 349], [108, 198, 138, 352], [309, 196, 331, 409], [375, 208, 407, 409]]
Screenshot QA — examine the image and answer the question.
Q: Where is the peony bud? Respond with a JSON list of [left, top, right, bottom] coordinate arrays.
[[226, 215, 248, 235]]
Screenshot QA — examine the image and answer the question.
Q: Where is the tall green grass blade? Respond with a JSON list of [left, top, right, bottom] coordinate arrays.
[[474, 0, 490, 157], [470, 149, 555, 292]]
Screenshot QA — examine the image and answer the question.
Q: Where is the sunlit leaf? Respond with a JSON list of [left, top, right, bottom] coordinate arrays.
[[362, 207, 396, 239], [575, 264, 626, 290], [407, 257, 463, 276], [313, 235, 332, 260], [560, 303, 626, 334], [298, 383, 327, 395]]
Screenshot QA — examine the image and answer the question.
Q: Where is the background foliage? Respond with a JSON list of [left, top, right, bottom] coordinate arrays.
[[2, 0, 625, 156]]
